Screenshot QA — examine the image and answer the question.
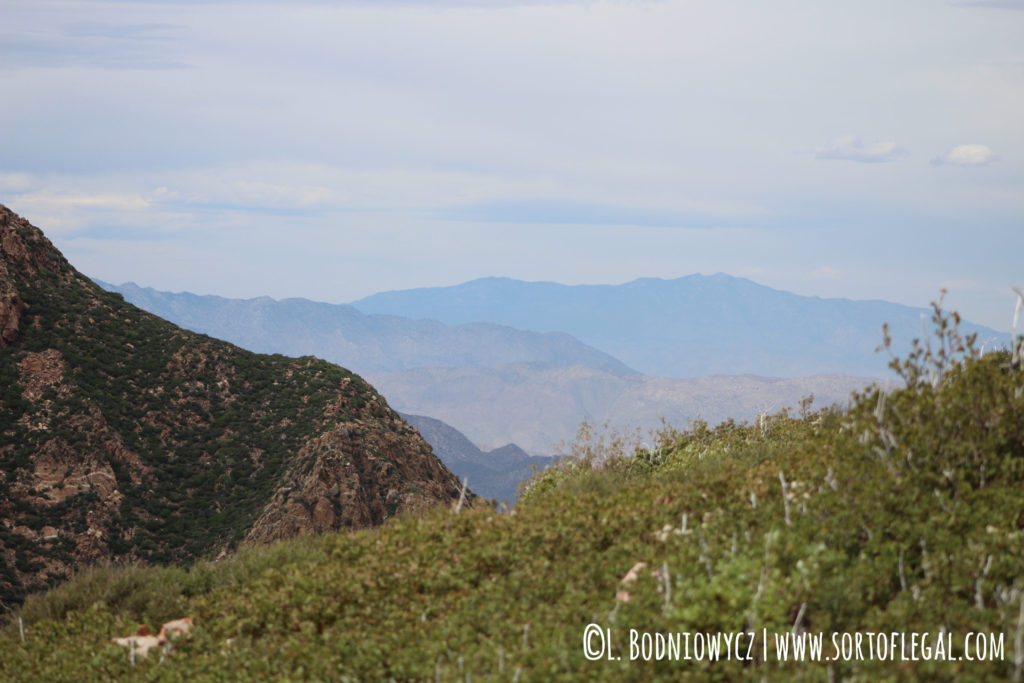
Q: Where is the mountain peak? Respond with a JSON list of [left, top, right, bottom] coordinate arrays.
[[1, 204, 71, 347], [352, 272, 1004, 378]]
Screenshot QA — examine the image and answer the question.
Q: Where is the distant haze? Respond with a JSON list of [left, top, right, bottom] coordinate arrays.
[[352, 274, 1007, 378], [371, 365, 873, 454], [98, 274, 926, 453]]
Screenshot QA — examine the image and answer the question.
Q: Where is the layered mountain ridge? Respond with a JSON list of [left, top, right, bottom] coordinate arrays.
[[97, 281, 886, 456], [399, 412, 553, 504], [352, 275, 1007, 378], [97, 281, 635, 376], [0, 206, 463, 608]]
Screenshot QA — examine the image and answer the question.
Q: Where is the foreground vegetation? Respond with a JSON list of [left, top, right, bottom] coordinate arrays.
[[1, 305, 1022, 681]]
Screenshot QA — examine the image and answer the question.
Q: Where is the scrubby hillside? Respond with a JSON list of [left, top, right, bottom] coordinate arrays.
[[1, 305, 1020, 680], [0, 206, 463, 609]]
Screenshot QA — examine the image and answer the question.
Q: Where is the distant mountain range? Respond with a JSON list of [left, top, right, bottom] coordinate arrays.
[[95, 278, 905, 456], [96, 281, 634, 376], [352, 275, 1007, 378], [399, 413, 553, 505], [372, 364, 872, 454]]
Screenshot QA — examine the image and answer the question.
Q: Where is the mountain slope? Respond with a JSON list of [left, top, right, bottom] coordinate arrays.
[[0, 206, 463, 608], [97, 281, 635, 376], [4, 330, 1021, 680], [399, 412, 552, 504], [368, 363, 873, 454], [352, 275, 1006, 378]]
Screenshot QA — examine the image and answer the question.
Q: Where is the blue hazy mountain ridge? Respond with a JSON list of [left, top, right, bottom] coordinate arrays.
[[398, 412, 552, 505], [95, 281, 637, 376], [351, 274, 1007, 378]]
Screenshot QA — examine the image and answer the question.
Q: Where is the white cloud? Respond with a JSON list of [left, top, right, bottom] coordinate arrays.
[[230, 181, 336, 208], [932, 144, 998, 166], [13, 191, 149, 211], [0, 172, 38, 193], [814, 136, 907, 163]]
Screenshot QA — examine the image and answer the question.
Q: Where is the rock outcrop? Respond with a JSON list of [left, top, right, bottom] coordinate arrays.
[[0, 286, 27, 347], [247, 411, 459, 543]]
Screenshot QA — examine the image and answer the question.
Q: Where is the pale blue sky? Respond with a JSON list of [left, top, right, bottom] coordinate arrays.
[[1, 0, 1021, 330]]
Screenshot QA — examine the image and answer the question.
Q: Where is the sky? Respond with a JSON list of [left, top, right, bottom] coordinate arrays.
[[1, 0, 1021, 331]]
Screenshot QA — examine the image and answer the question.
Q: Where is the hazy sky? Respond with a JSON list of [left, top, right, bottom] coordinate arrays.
[[1, 0, 1021, 330]]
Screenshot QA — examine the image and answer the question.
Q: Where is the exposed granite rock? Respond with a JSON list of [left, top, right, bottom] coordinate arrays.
[[247, 412, 462, 543], [18, 349, 67, 402], [0, 288, 27, 347], [0, 260, 26, 348]]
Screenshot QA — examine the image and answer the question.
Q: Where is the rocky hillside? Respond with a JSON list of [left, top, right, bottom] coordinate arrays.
[[0, 205, 463, 609]]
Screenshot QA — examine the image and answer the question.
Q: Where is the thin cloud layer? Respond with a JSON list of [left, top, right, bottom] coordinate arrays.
[[814, 136, 907, 163], [0, 20, 185, 70], [956, 1, 1024, 10]]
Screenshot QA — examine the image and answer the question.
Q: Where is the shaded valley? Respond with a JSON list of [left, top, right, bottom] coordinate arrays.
[[399, 412, 553, 505]]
